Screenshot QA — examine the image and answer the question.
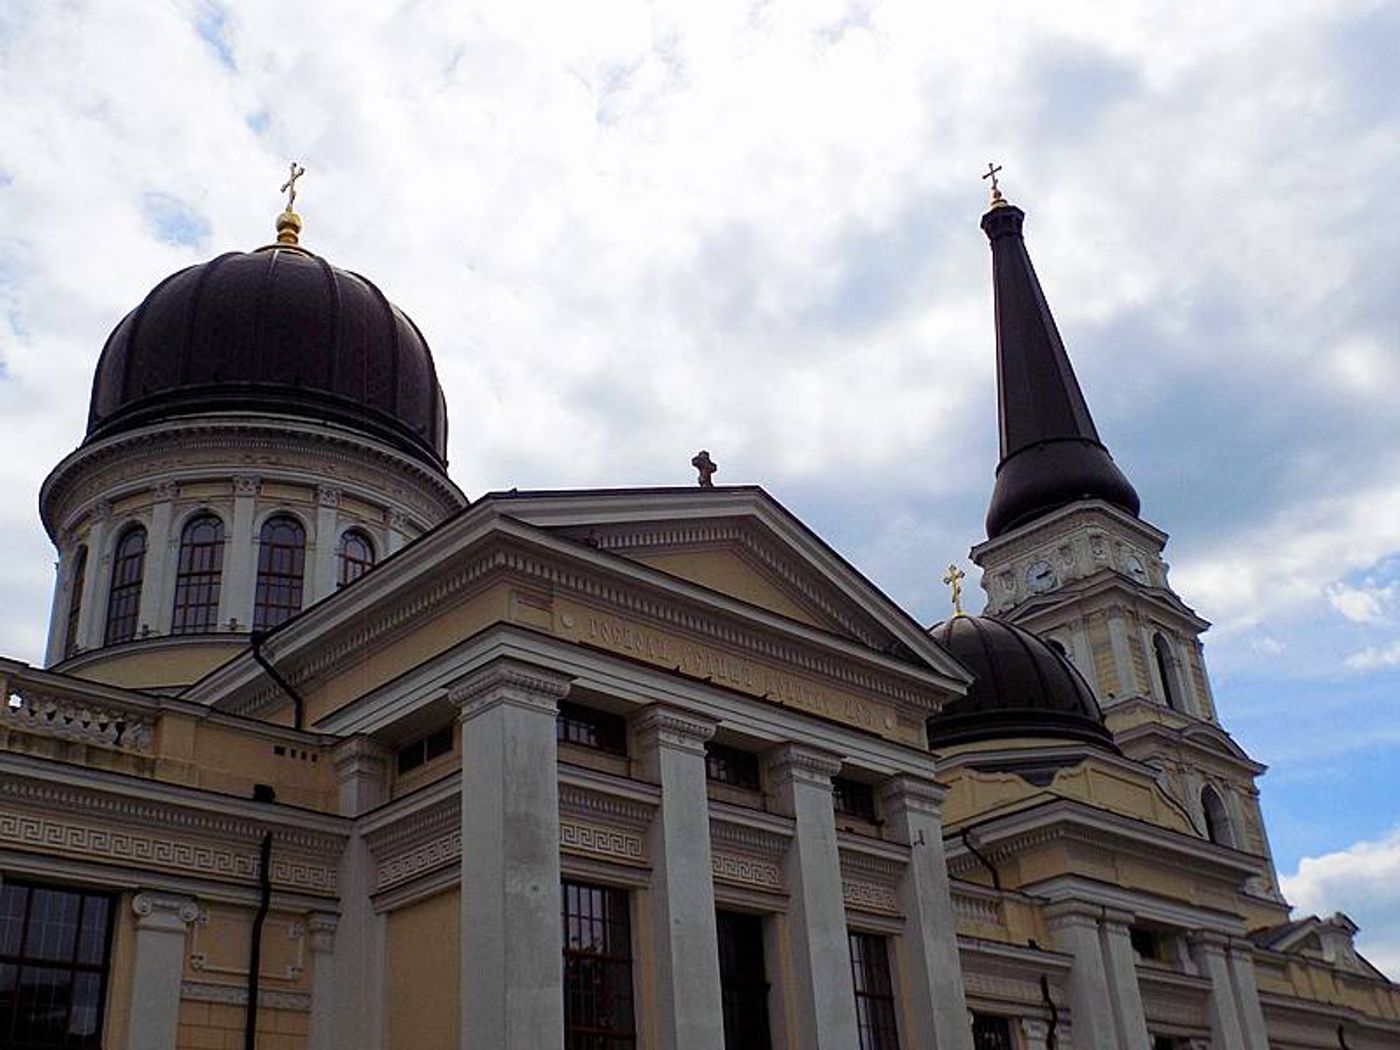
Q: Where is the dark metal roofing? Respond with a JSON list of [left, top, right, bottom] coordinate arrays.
[[85, 246, 448, 469], [981, 202, 1140, 538], [927, 614, 1116, 750]]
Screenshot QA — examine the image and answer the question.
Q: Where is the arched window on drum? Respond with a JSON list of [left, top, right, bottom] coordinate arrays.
[[338, 529, 376, 589], [171, 513, 225, 634], [104, 526, 147, 645], [254, 515, 306, 631]]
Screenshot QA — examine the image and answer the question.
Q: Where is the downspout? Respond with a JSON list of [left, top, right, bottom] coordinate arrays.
[[245, 831, 273, 1050], [1039, 974, 1060, 1050], [250, 630, 305, 731], [1338, 1023, 1351, 1049], [960, 827, 1002, 891]]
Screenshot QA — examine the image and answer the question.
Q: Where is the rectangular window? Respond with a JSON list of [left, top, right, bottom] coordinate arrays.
[[706, 744, 761, 790], [0, 880, 114, 1049], [396, 724, 454, 775], [849, 931, 899, 1050], [562, 881, 635, 1050], [557, 702, 628, 756], [717, 910, 771, 1050], [971, 1013, 1014, 1050], [832, 777, 877, 822]]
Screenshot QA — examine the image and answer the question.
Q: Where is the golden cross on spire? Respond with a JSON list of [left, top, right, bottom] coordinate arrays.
[[982, 161, 1006, 207], [280, 161, 306, 213], [942, 563, 967, 618]]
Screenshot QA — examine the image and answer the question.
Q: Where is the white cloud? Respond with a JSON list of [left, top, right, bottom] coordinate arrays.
[[1281, 827, 1400, 980], [1328, 581, 1393, 625], [1345, 641, 1400, 672]]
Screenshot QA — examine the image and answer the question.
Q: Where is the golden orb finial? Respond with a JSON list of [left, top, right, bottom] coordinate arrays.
[[982, 161, 1008, 208], [276, 161, 306, 246]]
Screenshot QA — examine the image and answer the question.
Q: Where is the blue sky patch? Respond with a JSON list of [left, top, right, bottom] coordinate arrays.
[[193, 2, 235, 71], [141, 192, 210, 248]]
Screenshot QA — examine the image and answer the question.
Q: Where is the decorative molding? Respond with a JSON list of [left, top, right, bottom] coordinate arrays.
[[233, 474, 262, 497], [559, 820, 644, 865], [2, 689, 155, 752], [764, 743, 843, 787], [132, 891, 200, 926], [180, 980, 311, 1013], [952, 890, 1004, 929], [376, 830, 460, 891], [630, 705, 717, 755], [842, 878, 898, 914], [316, 485, 341, 508], [558, 783, 655, 829], [711, 850, 783, 890], [960, 968, 1044, 1005], [448, 659, 573, 719]]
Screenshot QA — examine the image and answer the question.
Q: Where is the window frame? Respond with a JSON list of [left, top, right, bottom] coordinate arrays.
[[562, 879, 636, 1049], [706, 743, 762, 791], [716, 909, 772, 1050], [971, 1012, 1015, 1050], [253, 514, 307, 631], [0, 878, 116, 1049], [556, 701, 628, 757], [337, 528, 376, 589], [832, 776, 878, 823], [171, 513, 225, 635], [848, 930, 900, 1050], [103, 526, 147, 646], [396, 724, 455, 776]]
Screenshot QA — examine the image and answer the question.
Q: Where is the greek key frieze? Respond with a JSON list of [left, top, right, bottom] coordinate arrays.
[[559, 820, 644, 864], [711, 850, 782, 890]]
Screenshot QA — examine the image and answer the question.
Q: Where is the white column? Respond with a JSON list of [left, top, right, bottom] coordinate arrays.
[[1227, 939, 1271, 1050], [1099, 909, 1151, 1050], [78, 501, 111, 651], [1020, 1018, 1051, 1050], [330, 831, 383, 1050], [632, 706, 725, 1050], [452, 659, 571, 1050], [139, 482, 176, 635], [126, 891, 199, 1050], [221, 475, 259, 630], [1191, 931, 1248, 1050], [1045, 902, 1118, 1050], [333, 736, 390, 817], [306, 912, 339, 1050], [878, 775, 973, 1050], [1105, 606, 1138, 698], [43, 548, 67, 665], [311, 485, 341, 603], [764, 744, 860, 1050]]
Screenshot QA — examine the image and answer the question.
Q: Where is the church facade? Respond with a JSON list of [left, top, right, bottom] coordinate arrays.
[[1, 186, 1396, 1050]]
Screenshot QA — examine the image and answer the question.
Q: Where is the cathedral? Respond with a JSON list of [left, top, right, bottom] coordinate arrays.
[[0, 172, 1396, 1050]]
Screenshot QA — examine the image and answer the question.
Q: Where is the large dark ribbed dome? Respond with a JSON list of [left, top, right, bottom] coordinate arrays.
[[86, 245, 448, 468], [927, 614, 1114, 749]]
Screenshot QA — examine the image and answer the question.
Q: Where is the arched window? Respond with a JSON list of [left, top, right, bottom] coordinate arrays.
[[1153, 632, 1180, 711], [254, 515, 306, 631], [104, 527, 147, 645], [64, 545, 88, 658], [337, 529, 376, 588], [1202, 785, 1233, 846], [172, 514, 225, 634]]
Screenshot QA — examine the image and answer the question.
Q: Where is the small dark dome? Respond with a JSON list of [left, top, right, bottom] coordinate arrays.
[[86, 246, 448, 469], [927, 614, 1114, 749]]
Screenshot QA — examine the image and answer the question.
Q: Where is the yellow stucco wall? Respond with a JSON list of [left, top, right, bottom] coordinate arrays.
[[176, 1000, 308, 1050], [631, 548, 826, 628], [384, 889, 460, 1049]]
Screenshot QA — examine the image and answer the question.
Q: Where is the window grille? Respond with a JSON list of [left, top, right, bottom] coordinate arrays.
[[103, 527, 146, 645], [717, 910, 771, 1050], [706, 744, 761, 790], [849, 931, 900, 1050], [556, 702, 627, 756], [562, 881, 634, 1050], [0, 880, 114, 1048], [337, 529, 375, 588], [253, 515, 306, 631], [171, 514, 225, 634]]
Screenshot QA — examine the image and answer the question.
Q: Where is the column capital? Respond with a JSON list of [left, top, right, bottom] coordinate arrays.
[[763, 742, 843, 788], [1043, 900, 1103, 930], [233, 474, 261, 497], [876, 773, 946, 815], [1189, 928, 1231, 952], [306, 912, 338, 954], [630, 704, 716, 756], [332, 735, 390, 776], [132, 891, 199, 931], [1099, 906, 1136, 931], [449, 659, 572, 720], [1225, 935, 1258, 959]]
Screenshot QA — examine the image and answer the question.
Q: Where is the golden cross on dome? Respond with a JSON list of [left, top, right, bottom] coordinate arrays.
[[982, 161, 1006, 206], [280, 161, 306, 213], [942, 563, 967, 617]]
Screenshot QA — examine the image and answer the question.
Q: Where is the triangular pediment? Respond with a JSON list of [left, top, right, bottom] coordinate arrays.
[[486, 486, 971, 681]]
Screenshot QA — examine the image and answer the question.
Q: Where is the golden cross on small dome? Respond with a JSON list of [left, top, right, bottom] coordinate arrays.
[[280, 161, 306, 213], [942, 563, 967, 618], [982, 161, 1007, 207]]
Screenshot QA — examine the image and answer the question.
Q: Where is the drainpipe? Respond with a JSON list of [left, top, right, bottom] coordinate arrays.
[[960, 827, 1002, 891], [245, 832, 273, 1050], [250, 630, 305, 731]]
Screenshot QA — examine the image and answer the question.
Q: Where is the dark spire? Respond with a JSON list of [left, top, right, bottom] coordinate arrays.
[[981, 197, 1140, 539]]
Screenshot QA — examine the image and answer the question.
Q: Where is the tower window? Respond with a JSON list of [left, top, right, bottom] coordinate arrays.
[[1202, 785, 1233, 847], [1153, 632, 1180, 711], [171, 513, 225, 634], [337, 528, 376, 588], [0, 879, 115, 1048], [562, 880, 635, 1049], [717, 910, 771, 1050], [848, 931, 899, 1050], [253, 515, 306, 631], [103, 526, 146, 645], [63, 546, 87, 658]]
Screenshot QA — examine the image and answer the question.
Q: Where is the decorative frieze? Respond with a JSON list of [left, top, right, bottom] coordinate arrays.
[[180, 980, 311, 1012], [559, 820, 645, 864], [711, 850, 783, 890]]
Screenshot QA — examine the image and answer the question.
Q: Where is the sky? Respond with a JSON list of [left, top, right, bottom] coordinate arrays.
[[1, 0, 1398, 976]]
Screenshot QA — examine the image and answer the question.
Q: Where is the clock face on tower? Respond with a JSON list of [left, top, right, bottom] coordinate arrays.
[[1027, 560, 1057, 594]]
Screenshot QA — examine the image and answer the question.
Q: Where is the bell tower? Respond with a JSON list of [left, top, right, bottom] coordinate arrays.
[[967, 185, 1285, 906]]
